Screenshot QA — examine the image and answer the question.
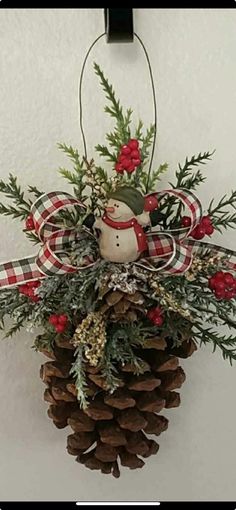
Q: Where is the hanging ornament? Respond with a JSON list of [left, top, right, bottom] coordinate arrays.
[[0, 22, 236, 479]]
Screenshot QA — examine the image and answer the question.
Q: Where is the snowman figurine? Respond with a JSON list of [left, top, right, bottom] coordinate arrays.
[[94, 186, 158, 263]]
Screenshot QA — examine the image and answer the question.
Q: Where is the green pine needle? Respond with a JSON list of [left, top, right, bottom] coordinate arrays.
[[94, 62, 123, 122], [194, 324, 236, 364], [0, 174, 31, 220], [176, 151, 215, 188], [70, 345, 88, 409], [208, 190, 236, 232]]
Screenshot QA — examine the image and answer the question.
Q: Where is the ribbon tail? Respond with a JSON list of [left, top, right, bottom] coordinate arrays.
[[0, 256, 45, 289], [185, 239, 236, 271]]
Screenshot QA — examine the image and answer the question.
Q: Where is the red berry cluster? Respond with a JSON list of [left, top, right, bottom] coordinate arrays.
[[19, 281, 41, 302], [147, 306, 164, 327], [115, 139, 141, 174], [25, 214, 35, 231], [208, 271, 236, 300], [181, 215, 214, 240], [49, 314, 68, 333]]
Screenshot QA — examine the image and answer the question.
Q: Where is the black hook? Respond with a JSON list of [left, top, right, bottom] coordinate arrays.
[[104, 8, 134, 43]]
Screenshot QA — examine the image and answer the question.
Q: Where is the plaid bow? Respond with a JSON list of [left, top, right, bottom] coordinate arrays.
[[0, 188, 235, 289], [0, 191, 92, 288]]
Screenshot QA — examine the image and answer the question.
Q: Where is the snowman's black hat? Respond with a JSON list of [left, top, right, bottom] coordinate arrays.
[[108, 186, 144, 216]]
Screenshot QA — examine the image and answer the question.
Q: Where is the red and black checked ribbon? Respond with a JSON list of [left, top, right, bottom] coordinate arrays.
[[137, 188, 202, 274], [0, 188, 235, 289], [0, 191, 92, 288]]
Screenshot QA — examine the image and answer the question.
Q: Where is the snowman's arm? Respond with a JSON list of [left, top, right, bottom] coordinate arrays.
[[94, 217, 101, 229], [136, 211, 151, 227], [94, 217, 103, 230]]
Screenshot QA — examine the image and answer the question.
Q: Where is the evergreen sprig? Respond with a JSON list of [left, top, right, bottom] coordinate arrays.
[[58, 142, 87, 200], [94, 145, 116, 162], [0, 174, 31, 220], [94, 62, 157, 185], [142, 163, 168, 193], [70, 345, 88, 409], [94, 62, 124, 123], [159, 151, 214, 227], [28, 185, 44, 199], [193, 324, 236, 364], [34, 331, 55, 352], [94, 62, 132, 155], [140, 124, 156, 166], [208, 191, 236, 232], [175, 151, 214, 189]]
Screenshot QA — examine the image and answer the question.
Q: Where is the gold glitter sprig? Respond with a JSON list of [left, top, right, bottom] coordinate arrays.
[[72, 311, 107, 366], [184, 254, 224, 281], [149, 278, 195, 322]]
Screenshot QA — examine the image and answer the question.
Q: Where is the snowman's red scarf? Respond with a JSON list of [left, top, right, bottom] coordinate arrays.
[[102, 214, 148, 253]]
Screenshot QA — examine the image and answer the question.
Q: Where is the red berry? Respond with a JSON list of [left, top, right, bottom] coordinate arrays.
[[130, 149, 140, 159], [201, 215, 212, 227], [118, 154, 126, 162], [25, 214, 35, 231], [126, 163, 135, 174], [224, 290, 231, 300], [121, 158, 132, 170], [214, 280, 225, 292], [147, 309, 156, 321], [31, 295, 40, 303], [147, 306, 164, 326], [27, 280, 40, 288], [128, 139, 139, 150], [181, 216, 192, 228], [132, 158, 141, 167], [55, 323, 66, 333], [223, 272, 235, 286], [27, 281, 36, 288], [215, 290, 225, 300], [19, 284, 29, 295], [214, 271, 225, 281], [27, 288, 36, 298], [58, 314, 68, 325], [49, 314, 59, 326], [153, 315, 164, 327], [208, 277, 216, 290], [115, 163, 124, 174], [121, 145, 131, 155], [191, 225, 205, 240], [205, 224, 214, 236]]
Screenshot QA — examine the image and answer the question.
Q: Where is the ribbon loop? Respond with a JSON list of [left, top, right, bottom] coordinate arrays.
[[0, 191, 91, 288], [31, 191, 86, 242], [137, 188, 202, 273]]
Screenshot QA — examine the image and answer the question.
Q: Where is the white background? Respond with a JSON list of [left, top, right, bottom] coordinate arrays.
[[0, 8, 236, 502]]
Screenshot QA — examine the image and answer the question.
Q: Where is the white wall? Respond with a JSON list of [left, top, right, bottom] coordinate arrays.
[[0, 8, 236, 502]]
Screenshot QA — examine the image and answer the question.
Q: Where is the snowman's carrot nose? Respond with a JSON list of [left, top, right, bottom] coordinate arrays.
[[106, 206, 115, 213]]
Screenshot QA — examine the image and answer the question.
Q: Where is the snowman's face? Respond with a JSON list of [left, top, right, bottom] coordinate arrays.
[[105, 198, 134, 221]]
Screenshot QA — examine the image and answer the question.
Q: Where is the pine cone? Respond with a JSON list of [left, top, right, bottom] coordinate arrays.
[[98, 284, 145, 322], [39, 333, 197, 478]]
